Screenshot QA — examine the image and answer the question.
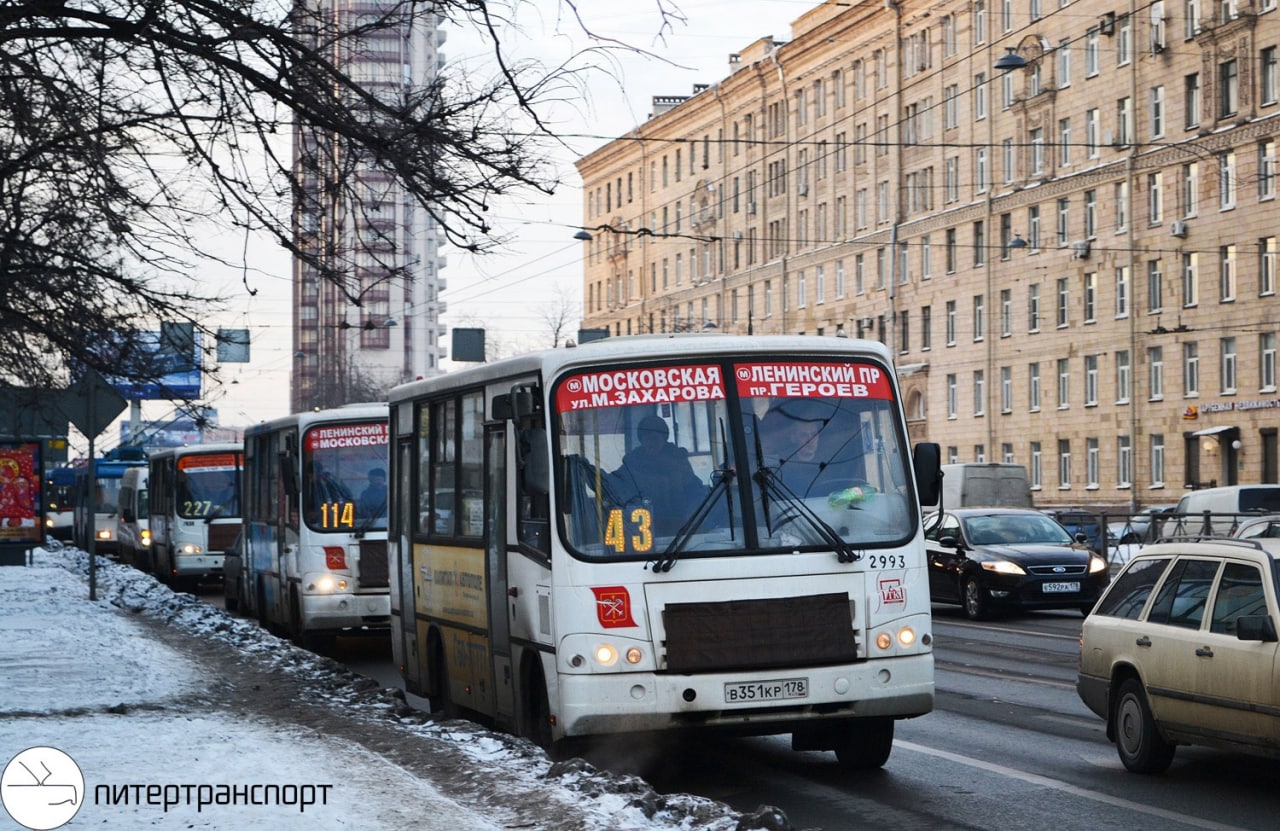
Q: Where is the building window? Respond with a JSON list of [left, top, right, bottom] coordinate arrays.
[[1058, 357, 1071, 407], [974, 220, 985, 266], [1260, 140, 1277, 199], [1118, 436, 1132, 488], [1083, 272, 1097, 322], [947, 373, 958, 418], [1150, 86, 1165, 137], [922, 305, 932, 350], [1115, 181, 1129, 230], [1029, 362, 1042, 410], [973, 370, 985, 415], [1219, 150, 1236, 208], [1183, 162, 1199, 216], [1056, 277, 1069, 327], [1221, 337, 1238, 393], [1117, 14, 1132, 66], [1184, 341, 1200, 395], [975, 73, 987, 120], [1219, 60, 1238, 118], [1059, 439, 1072, 489], [1059, 118, 1071, 167], [1117, 350, 1132, 403], [1182, 252, 1199, 306], [1086, 438, 1100, 488], [1031, 128, 1045, 174], [1263, 47, 1278, 106], [1116, 266, 1130, 317], [1085, 355, 1099, 405], [1147, 259, 1164, 312], [1001, 366, 1013, 412], [1185, 73, 1200, 129], [1086, 27, 1100, 76], [1149, 346, 1165, 399], [1150, 434, 1165, 487], [946, 300, 957, 345], [1086, 108, 1099, 157], [973, 294, 985, 341], [1056, 198, 1069, 246], [1084, 189, 1097, 238], [1261, 236, 1277, 295], [1117, 96, 1133, 146], [1148, 172, 1163, 223], [1262, 332, 1277, 391], [975, 148, 988, 193], [1001, 288, 1012, 336], [1030, 442, 1043, 488], [974, 0, 987, 44], [1029, 283, 1042, 331], [1220, 244, 1237, 301]]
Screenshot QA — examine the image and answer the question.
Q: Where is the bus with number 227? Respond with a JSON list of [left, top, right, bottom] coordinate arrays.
[[386, 334, 942, 768]]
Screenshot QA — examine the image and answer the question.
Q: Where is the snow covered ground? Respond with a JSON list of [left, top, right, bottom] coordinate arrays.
[[0, 546, 760, 830]]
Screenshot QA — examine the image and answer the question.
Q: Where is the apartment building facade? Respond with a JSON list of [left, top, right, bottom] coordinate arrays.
[[291, 3, 449, 412], [576, 0, 1280, 511]]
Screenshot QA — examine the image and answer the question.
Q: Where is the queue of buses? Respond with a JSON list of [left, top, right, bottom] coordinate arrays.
[[49, 335, 945, 769]]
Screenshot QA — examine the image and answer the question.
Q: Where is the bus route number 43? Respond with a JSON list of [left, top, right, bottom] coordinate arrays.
[[603, 507, 654, 554]]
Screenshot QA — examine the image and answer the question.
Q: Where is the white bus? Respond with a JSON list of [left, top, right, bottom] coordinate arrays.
[[386, 335, 942, 768], [147, 442, 242, 587], [242, 404, 391, 652], [73, 450, 147, 557], [116, 466, 150, 569]]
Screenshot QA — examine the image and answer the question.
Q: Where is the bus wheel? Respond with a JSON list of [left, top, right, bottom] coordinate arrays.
[[290, 589, 333, 655], [429, 634, 459, 718], [832, 718, 894, 770], [519, 663, 554, 751]]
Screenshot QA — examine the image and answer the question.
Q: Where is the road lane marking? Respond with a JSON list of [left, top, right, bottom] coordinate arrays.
[[935, 660, 1077, 690], [934, 620, 1082, 641], [895, 740, 1250, 831]]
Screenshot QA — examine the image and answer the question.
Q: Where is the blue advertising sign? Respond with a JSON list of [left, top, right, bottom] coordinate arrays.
[[102, 329, 203, 401]]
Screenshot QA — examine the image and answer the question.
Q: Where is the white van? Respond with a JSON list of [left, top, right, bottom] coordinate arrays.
[[929, 463, 1033, 510], [117, 467, 150, 570], [1175, 485, 1280, 532]]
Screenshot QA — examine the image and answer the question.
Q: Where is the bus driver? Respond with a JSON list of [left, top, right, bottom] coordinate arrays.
[[611, 415, 705, 536]]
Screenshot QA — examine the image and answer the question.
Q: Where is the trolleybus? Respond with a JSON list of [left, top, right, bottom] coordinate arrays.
[[147, 442, 242, 587], [242, 404, 391, 652], [386, 334, 942, 768]]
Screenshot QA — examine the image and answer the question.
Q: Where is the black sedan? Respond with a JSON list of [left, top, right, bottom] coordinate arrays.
[[924, 508, 1111, 620]]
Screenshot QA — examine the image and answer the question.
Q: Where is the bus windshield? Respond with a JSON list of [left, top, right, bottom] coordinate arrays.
[[554, 357, 914, 561], [176, 453, 241, 519], [302, 421, 389, 532]]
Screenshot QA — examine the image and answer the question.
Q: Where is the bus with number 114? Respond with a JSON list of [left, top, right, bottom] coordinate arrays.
[[386, 334, 941, 768], [241, 404, 391, 653]]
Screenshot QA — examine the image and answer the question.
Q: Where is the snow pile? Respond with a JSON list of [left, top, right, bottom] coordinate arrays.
[[25, 545, 768, 831]]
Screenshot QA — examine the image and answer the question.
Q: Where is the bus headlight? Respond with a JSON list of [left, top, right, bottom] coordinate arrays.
[[308, 575, 348, 593], [96, 530, 112, 541], [180, 543, 203, 554], [141, 530, 151, 547], [594, 644, 619, 667]]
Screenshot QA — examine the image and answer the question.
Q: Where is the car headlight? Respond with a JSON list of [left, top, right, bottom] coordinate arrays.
[[1088, 556, 1109, 573], [980, 560, 1026, 575]]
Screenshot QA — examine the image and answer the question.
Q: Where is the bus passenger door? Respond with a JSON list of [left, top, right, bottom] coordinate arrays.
[[391, 437, 422, 694], [486, 425, 514, 723]]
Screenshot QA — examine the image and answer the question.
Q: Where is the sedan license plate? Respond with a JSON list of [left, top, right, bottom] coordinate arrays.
[[724, 677, 809, 703], [1042, 581, 1081, 594]]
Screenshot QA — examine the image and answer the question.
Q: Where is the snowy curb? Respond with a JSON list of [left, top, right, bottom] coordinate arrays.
[[33, 544, 783, 831]]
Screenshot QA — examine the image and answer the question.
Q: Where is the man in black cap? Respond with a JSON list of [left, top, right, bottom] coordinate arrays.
[[612, 415, 705, 535]]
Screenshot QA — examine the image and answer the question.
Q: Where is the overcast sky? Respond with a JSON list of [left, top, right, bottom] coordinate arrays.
[[83, 1, 807, 452]]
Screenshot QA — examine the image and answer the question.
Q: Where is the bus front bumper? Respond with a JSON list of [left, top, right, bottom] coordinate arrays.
[[173, 554, 224, 579], [299, 591, 391, 634], [556, 653, 934, 738]]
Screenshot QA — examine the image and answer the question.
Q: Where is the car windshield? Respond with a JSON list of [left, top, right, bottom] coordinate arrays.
[[962, 514, 1074, 546], [554, 357, 915, 562]]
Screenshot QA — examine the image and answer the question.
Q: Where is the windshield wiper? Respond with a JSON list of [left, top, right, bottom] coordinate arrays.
[[755, 467, 861, 563], [650, 467, 736, 573]]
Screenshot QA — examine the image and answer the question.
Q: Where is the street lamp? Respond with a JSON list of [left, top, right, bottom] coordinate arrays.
[[994, 47, 1027, 70]]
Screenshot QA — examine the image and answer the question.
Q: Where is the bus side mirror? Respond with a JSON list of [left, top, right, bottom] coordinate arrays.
[[913, 442, 942, 508]]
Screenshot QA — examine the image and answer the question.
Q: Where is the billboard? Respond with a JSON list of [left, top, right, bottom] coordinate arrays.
[[0, 441, 42, 544], [98, 328, 203, 401]]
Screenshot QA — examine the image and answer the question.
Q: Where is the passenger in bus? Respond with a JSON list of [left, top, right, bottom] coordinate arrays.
[[611, 415, 705, 536], [358, 467, 388, 517]]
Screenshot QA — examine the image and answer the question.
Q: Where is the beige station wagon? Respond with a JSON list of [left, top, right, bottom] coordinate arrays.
[[1077, 538, 1280, 774]]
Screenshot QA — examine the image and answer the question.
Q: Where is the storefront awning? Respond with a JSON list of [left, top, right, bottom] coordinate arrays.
[[1191, 425, 1236, 437]]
